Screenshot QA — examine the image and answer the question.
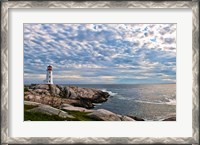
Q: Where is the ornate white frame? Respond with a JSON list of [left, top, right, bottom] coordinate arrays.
[[1, 1, 199, 144]]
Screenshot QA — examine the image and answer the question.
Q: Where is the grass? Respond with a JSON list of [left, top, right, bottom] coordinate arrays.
[[64, 110, 101, 121], [24, 104, 38, 111], [24, 111, 68, 121], [24, 104, 101, 121]]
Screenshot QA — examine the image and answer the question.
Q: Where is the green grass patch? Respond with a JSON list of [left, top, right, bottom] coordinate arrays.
[[64, 110, 101, 121], [24, 111, 69, 121], [24, 104, 38, 111]]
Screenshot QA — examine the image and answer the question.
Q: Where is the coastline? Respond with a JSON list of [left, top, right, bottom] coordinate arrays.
[[24, 84, 176, 121]]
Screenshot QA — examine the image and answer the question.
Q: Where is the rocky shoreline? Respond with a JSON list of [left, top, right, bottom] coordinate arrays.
[[24, 84, 175, 121], [25, 84, 110, 109]]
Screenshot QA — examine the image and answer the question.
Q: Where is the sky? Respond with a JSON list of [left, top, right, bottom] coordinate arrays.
[[24, 24, 176, 84]]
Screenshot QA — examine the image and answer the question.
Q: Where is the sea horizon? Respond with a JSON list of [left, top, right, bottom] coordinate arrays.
[[24, 82, 176, 85]]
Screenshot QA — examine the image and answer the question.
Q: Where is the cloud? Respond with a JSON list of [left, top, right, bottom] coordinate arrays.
[[164, 37, 175, 44], [24, 24, 176, 84]]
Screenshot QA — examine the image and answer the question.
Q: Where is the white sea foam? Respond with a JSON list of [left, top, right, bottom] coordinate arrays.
[[93, 103, 102, 106], [134, 100, 163, 105], [101, 89, 118, 96], [134, 98, 176, 105], [165, 98, 176, 105]]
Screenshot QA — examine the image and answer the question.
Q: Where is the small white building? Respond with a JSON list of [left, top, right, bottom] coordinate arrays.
[[44, 65, 53, 84]]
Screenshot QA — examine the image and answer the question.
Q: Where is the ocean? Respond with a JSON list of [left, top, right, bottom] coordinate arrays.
[[64, 84, 176, 121]]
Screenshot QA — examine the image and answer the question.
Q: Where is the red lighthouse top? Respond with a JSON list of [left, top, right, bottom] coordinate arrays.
[[47, 65, 52, 71]]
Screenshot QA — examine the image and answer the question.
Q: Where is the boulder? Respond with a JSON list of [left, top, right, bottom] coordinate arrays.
[[34, 89, 51, 96], [49, 85, 61, 96], [162, 116, 176, 121], [24, 101, 41, 106], [87, 109, 121, 121], [27, 104, 75, 119], [70, 98, 94, 109], [66, 86, 109, 102], [120, 116, 136, 121], [127, 115, 145, 121], [30, 84, 49, 90], [62, 86, 77, 99], [61, 104, 93, 113]]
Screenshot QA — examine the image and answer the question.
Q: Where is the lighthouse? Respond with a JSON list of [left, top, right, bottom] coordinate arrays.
[[45, 65, 53, 84]]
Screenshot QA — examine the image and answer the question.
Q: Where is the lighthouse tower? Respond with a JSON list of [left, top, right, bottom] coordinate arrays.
[[46, 65, 53, 84]]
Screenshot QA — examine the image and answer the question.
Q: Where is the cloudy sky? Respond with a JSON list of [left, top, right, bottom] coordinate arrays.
[[24, 24, 176, 84]]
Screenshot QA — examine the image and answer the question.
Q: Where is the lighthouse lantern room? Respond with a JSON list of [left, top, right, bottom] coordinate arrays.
[[45, 65, 53, 84]]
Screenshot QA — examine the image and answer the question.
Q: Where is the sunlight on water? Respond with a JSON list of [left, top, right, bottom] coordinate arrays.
[[64, 84, 176, 121]]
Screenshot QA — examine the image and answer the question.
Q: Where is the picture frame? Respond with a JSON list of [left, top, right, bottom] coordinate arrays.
[[1, 1, 199, 144]]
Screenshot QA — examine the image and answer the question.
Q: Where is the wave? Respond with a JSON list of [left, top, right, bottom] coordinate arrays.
[[93, 103, 102, 106], [134, 100, 164, 105], [101, 88, 176, 105], [101, 89, 118, 96], [165, 98, 176, 105], [101, 89, 133, 100], [134, 98, 176, 105]]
